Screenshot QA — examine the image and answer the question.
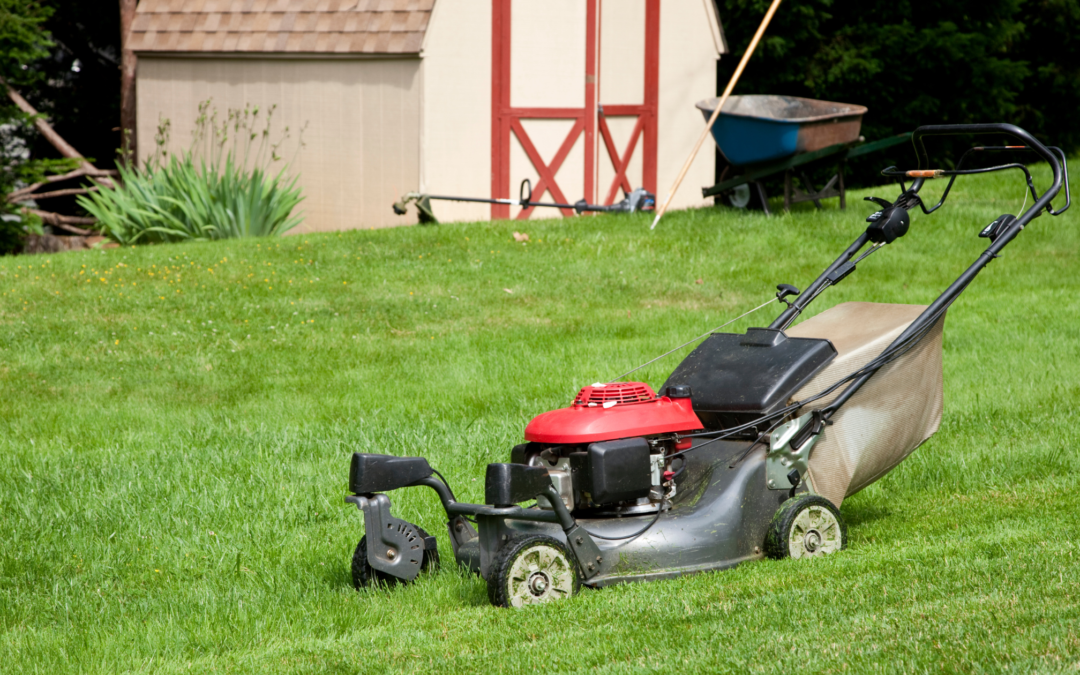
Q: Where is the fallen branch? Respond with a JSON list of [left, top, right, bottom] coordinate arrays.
[[22, 207, 98, 235], [3, 81, 115, 188], [9, 186, 100, 203], [7, 167, 118, 202]]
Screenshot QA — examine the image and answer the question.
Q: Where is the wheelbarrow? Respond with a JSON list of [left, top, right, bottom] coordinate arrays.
[[696, 95, 908, 213]]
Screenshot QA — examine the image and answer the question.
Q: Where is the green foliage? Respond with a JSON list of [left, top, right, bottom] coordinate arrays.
[[0, 0, 52, 89], [0, 1, 53, 254], [717, 0, 1080, 184], [0, 121, 81, 255], [0, 215, 24, 254], [1010, 0, 1080, 151], [77, 101, 305, 245]]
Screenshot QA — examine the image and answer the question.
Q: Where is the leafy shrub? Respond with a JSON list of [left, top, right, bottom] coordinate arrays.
[[78, 102, 304, 244]]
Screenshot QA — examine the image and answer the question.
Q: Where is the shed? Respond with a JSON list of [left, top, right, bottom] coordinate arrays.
[[131, 0, 726, 233]]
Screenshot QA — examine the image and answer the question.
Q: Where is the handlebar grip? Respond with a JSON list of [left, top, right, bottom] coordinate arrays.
[[906, 170, 944, 178]]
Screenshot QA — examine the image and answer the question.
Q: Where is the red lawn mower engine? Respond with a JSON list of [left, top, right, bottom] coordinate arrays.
[[514, 382, 703, 515]]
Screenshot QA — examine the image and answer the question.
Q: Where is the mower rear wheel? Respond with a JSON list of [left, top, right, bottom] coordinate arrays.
[[351, 524, 439, 589], [765, 494, 846, 560], [487, 535, 580, 608]]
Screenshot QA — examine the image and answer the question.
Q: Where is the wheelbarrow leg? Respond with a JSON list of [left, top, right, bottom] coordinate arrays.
[[799, 171, 825, 209], [838, 161, 846, 210], [754, 181, 771, 215]]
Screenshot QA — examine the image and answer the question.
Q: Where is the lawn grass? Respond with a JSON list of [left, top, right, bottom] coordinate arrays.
[[1, 162, 1078, 673]]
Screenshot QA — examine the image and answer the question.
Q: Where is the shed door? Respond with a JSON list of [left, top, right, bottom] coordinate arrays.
[[491, 0, 659, 219]]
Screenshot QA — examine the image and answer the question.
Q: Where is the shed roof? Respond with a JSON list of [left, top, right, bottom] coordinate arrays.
[[129, 0, 434, 55]]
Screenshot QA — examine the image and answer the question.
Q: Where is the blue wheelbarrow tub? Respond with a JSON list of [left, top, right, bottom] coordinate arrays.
[[696, 95, 868, 166]]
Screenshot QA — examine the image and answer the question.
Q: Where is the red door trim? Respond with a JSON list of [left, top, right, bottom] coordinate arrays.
[[492, 0, 654, 219], [491, 0, 511, 219], [643, 0, 659, 193], [598, 110, 645, 205], [511, 117, 584, 218]]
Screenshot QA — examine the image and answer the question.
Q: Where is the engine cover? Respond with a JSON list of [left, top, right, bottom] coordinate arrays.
[[523, 382, 703, 444]]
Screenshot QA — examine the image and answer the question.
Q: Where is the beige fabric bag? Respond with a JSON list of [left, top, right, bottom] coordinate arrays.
[[786, 302, 945, 506]]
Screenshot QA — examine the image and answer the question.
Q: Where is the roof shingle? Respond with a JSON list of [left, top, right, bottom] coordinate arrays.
[[129, 0, 431, 54]]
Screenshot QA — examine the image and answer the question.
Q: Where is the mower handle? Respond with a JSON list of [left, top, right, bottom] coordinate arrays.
[[907, 123, 1065, 227]]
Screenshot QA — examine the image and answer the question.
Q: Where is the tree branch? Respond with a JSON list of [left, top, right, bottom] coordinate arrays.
[[3, 82, 115, 188], [22, 208, 99, 235], [7, 167, 116, 202], [9, 186, 99, 203]]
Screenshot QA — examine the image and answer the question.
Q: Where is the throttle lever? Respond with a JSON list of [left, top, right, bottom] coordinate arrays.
[[775, 284, 800, 308], [979, 214, 1016, 243]]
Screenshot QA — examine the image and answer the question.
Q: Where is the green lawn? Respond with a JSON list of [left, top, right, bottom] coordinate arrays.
[[1, 163, 1078, 673]]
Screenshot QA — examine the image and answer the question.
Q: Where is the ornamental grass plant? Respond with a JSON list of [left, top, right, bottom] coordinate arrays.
[[78, 101, 304, 244]]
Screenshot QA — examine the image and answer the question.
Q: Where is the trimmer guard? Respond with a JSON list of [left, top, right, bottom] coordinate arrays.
[[787, 302, 946, 506]]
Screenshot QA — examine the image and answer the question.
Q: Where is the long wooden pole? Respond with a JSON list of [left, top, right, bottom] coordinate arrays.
[[650, 0, 784, 230]]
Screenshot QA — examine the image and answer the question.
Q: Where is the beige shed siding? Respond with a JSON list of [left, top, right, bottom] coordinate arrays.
[[597, 0, 646, 203], [422, 0, 718, 223], [136, 56, 421, 232], [657, 0, 719, 212], [417, 0, 491, 223]]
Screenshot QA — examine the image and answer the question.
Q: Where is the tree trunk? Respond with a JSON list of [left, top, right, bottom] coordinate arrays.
[[120, 0, 138, 163]]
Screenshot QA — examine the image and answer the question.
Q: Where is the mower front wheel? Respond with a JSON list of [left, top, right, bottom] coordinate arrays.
[[351, 524, 440, 589], [765, 494, 847, 560], [487, 535, 581, 608]]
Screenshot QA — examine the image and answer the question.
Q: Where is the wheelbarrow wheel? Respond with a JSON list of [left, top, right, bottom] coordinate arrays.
[[487, 534, 580, 608], [351, 523, 440, 589], [726, 182, 752, 209], [765, 494, 847, 560]]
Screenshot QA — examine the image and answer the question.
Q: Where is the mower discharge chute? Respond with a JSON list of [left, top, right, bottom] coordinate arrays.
[[346, 123, 1070, 607]]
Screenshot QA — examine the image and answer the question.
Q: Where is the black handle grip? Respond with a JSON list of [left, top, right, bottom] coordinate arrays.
[[519, 178, 532, 208]]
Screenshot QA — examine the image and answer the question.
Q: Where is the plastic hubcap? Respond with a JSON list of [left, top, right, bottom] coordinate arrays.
[[506, 544, 575, 607], [528, 572, 550, 596], [788, 505, 842, 559]]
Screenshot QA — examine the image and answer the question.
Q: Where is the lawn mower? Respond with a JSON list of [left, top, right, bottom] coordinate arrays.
[[345, 123, 1070, 607]]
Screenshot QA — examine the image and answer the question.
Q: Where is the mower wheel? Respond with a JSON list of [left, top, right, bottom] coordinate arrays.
[[765, 494, 847, 560], [487, 535, 580, 608], [351, 524, 440, 589]]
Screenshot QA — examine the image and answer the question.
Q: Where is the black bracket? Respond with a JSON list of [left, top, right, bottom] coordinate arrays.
[[346, 493, 428, 582], [565, 524, 604, 579]]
